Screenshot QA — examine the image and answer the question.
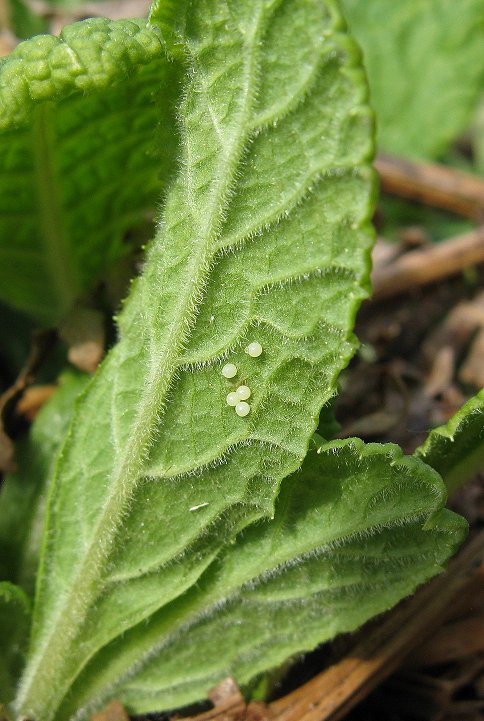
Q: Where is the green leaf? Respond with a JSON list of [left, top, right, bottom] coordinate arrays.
[[0, 583, 31, 706], [416, 389, 484, 493], [15, 2, 375, 718], [55, 439, 467, 718], [0, 17, 179, 324], [148, 0, 188, 58], [7, 0, 47, 40], [0, 371, 89, 595], [342, 0, 484, 158]]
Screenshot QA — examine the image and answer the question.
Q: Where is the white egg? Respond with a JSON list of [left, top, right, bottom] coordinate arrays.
[[226, 392, 238, 406], [221, 363, 237, 378], [235, 401, 250, 417], [236, 385, 251, 400], [246, 342, 262, 358]]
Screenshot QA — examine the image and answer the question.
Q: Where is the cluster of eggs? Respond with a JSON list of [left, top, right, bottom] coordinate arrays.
[[221, 342, 262, 417]]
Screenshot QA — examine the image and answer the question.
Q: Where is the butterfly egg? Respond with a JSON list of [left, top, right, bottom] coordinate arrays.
[[221, 363, 237, 378], [246, 342, 262, 358], [235, 401, 250, 417], [226, 392, 238, 407], [236, 385, 251, 401]]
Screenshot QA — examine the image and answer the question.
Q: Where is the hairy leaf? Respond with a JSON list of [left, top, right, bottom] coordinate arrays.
[[416, 389, 484, 493], [342, 0, 484, 158], [15, 1, 375, 718], [0, 371, 88, 594], [55, 439, 467, 718], [0, 17, 179, 324], [0, 583, 31, 705]]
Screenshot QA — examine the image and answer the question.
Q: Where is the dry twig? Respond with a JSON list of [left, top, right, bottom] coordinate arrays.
[[371, 227, 484, 299], [376, 152, 484, 220]]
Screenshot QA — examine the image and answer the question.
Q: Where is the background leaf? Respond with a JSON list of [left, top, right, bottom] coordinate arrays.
[[5, 0, 47, 40], [56, 439, 467, 718], [15, 2, 375, 718], [342, 0, 484, 158], [0, 17, 179, 324], [0, 583, 31, 705], [416, 389, 484, 492], [0, 370, 89, 595]]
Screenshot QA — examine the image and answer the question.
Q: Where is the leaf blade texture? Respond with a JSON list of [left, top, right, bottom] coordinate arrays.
[[55, 439, 467, 718], [342, 0, 484, 158], [0, 17, 179, 324], [416, 389, 484, 492], [15, 1, 375, 718]]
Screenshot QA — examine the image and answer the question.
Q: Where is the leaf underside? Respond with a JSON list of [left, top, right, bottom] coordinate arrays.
[[57, 440, 466, 718], [342, 0, 484, 158], [416, 389, 484, 493], [16, 1, 376, 718], [0, 18, 179, 324]]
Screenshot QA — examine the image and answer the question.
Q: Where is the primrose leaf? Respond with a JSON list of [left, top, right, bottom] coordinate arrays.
[[416, 389, 484, 493], [0, 17, 179, 325], [15, 2, 375, 718], [342, 0, 484, 158], [0, 371, 89, 595], [55, 439, 467, 718], [0, 583, 31, 706]]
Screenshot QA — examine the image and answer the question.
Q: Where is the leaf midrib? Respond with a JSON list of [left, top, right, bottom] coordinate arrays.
[[18, 7, 272, 719], [32, 103, 78, 317]]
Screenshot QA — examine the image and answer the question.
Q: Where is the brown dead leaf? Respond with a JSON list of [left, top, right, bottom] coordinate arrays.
[[59, 306, 105, 373], [24, 0, 150, 35], [0, 329, 56, 472], [424, 346, 455, 398], [0, 30, 17, 56], [0, 0, 11, 30], [398, 225, 430, 249], [459, 326, 484, 388], [371, 237, 401, 272], [406, 615, 484, 668], [90, 700, 130, 721], [208, 678, 245, 708], [423, 291, 484, 362], [168, 679, 273, 721], [0, 0, 17, 56], [422, 291, 484, 397], [15, 384, 57, 421]]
